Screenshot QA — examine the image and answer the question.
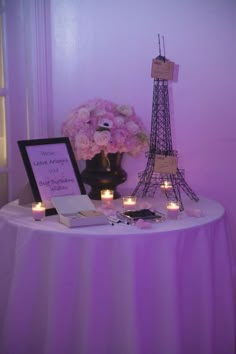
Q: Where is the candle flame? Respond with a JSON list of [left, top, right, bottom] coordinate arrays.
[[101, 189, 114, 200], [33, 202, 45, 210], [161, 181, 172, 189], [123, 197, 136, 204], [167, 202, 179, 210]]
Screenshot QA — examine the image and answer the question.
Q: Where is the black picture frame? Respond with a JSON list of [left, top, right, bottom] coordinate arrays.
[[18, 137, 86, 216]]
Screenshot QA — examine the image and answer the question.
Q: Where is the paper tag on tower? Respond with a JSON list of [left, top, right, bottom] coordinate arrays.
[[151, 59, 174, 80], [154, 155, 178, 174]]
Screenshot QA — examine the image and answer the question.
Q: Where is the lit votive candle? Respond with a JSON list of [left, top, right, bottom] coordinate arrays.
[[166, 202, 180, 219], [32, 202, 45, 221], [100, 189, 114, 206], [122, 196, 137, 210], [160, 181, 172, 192]]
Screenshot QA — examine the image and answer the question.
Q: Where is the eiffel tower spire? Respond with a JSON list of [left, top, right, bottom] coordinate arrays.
[[132, 37, 199, 211]]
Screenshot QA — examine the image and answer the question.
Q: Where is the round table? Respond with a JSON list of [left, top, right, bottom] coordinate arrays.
[[0, 197, 235, 354]]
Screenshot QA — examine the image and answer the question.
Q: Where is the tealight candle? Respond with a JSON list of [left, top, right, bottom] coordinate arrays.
[[32, 202, 45, 221], [160, 181, 172, 192], [100, 189, 114, 205], [122, 196, 137, 210], [166, 202, 180, 219]]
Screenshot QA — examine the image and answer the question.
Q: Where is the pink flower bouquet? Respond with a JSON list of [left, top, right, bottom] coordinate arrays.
[[61, 98, 149, 160]]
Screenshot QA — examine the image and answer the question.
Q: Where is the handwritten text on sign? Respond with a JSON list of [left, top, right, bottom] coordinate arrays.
[[151, 59, 174, 80], [154, 155, 178, 174], [26, 144, 81, 206]]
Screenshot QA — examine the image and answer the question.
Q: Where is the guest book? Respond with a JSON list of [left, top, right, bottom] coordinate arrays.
[[51, 195, 109, 227]]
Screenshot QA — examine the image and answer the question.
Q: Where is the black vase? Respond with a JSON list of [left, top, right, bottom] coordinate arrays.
[[81, 151, 127, 200]]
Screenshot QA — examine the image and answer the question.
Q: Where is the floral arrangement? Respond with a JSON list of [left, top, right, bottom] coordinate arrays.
[[61, 98, 149, 160]]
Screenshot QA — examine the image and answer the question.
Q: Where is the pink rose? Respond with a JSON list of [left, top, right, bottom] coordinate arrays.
[[94, 130, 111, 146], [126, 121, 140, 134], [113, 129, 128, 145], [95, 109, 106, 117], [116, 104, 133, 117], [75, 133, 90, 148], [78, 108, 90, 122], [114, 116, 125, 127]]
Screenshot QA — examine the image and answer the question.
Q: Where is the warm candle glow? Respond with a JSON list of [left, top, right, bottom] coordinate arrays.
[[167, 202, 179, 210], [166, 202, 179, 219], [32, 202, 45, 221], [122, 196, 137, 210], [100, 189, 114, 201], [33, 202, 42, 210], [160, 181, 172, 191]]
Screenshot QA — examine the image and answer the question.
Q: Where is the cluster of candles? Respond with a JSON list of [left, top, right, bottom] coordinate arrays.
[[100, 190, 137, 210], [160, 181, 180, 219], [31, 187, 180, 222], [100, 189, 179, 219]]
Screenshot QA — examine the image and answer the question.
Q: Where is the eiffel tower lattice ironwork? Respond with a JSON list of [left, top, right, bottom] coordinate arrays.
[[132, 55, 199, 211]]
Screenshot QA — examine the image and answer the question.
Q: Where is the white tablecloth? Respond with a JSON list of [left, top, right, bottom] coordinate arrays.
[[0, 197, 235, 354]]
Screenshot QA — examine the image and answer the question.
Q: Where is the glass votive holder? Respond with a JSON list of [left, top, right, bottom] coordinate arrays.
[[166, 201, 180, 220], [32, 202, 46, 221], [100, 189, 114, 206], [122, 196, 137, 210]]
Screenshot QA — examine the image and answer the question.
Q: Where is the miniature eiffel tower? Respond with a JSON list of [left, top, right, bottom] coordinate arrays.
[[132, 37, 199, 211]]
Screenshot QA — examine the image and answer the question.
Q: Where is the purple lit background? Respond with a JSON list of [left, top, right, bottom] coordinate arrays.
[[49, 0, 236, 266], [1, 1, 236, 353]]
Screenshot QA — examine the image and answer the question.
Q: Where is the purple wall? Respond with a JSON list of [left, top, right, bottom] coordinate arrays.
[[50, 0, 236, 260]]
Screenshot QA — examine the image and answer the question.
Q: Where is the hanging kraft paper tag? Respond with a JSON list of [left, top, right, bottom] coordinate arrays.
[[154, 155, 178, 174], [151, 59, 174, 80]]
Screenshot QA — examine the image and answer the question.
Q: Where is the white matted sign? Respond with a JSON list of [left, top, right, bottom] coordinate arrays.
[[18, 137, 86, 214]]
